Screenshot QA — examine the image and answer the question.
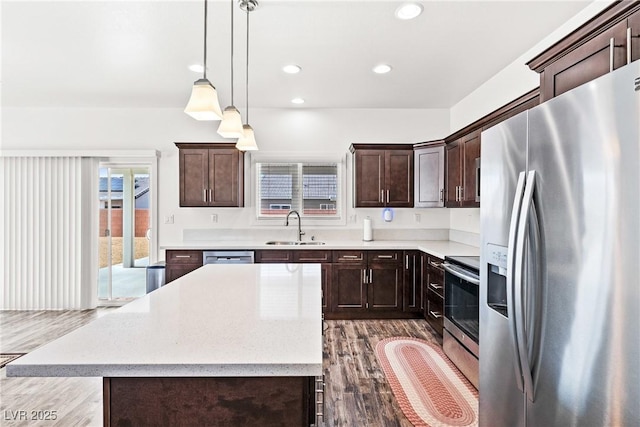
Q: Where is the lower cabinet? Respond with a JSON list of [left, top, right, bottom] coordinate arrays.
[[165, 250, 203, 284], [423, 254, 445, 335], [403, 250, 423, 315], [256, 249, 332, 313], [328, 250, 403, 319]]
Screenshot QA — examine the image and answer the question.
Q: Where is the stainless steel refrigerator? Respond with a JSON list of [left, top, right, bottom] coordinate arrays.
[[479, 60, 639, 426]]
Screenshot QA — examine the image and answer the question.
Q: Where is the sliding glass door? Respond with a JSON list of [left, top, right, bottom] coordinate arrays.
[[98, 166, 151, 302]]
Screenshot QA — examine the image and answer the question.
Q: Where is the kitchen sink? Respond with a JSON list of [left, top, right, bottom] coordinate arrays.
[[265, 241, 325, 246]]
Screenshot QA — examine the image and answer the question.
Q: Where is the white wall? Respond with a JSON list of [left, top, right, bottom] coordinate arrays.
[[447, 0, 614, 235], [2, 106, 452, 252]]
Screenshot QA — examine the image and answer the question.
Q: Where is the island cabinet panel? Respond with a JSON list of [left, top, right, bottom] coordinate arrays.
[[350, 144, 414, 208], [165, 250, 203, 283], [104, 376, 314, 427], [423, 254, 445, 336], [176, 143, 244, 208]]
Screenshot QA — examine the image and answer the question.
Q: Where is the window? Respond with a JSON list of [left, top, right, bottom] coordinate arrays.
[[257, 162, 341, 219]]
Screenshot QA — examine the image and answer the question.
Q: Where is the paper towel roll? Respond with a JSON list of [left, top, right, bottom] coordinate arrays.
[[363, 217, 373, 241]]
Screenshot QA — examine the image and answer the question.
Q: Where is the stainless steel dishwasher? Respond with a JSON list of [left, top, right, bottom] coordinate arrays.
[[202, 250, 255, 265]]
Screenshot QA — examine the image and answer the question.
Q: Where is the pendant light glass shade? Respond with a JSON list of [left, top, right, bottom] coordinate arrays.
[[185, 0, 222, 121], [185, 78, 223, 120], [235, 124, 258, 151], [236, 0, 259, 151], [217, 106, 245, 138]]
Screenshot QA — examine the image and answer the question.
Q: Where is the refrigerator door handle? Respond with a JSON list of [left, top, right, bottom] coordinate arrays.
[[506, 171, 527, 393], [514, 170, 537, 402]]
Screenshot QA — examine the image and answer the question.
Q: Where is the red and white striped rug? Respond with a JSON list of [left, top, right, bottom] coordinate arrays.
[[375, 337, 478, 427]]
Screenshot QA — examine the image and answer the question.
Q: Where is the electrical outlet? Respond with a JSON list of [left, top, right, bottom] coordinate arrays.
[[414, 213, 421, 223], [349, 214, 357, 223], [164, 215, 174, 224], [211, 214, 218, 223]]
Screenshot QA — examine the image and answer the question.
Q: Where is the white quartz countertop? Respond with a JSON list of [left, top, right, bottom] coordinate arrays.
[[7, 264, 323, 378], [162, 239, 479, 260]]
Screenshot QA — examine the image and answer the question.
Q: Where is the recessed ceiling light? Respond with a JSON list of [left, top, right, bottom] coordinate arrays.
[[395, 3, 423, 20], [373, 64, 392, 74], [188, 64, 204, 73], [291, 98, 305, 104], [283, 64, 302, 74]]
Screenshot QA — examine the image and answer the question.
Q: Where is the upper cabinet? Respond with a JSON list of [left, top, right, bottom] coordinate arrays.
[[528, 2, 640, 102], [445, 131, 480, 208], [175, 143, 244, 207], [350, 144, 414, 208], [414, 141, 445, 208]]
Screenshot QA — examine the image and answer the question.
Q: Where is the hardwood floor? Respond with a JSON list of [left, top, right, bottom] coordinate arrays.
[[1, 311, 441, 426]]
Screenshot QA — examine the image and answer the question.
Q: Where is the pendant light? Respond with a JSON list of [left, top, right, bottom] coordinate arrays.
[[217, 0, 245, 138], [184, 0, 223, 121], [236, 0, 259, 151]]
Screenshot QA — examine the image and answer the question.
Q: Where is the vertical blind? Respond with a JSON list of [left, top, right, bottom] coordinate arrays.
[[1, 156, 95, 310]]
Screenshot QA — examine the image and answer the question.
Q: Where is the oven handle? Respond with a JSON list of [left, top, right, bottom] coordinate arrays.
[[442, 263, 479, 285]]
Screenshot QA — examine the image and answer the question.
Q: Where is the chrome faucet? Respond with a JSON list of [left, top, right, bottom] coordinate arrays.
[[285, 210, 305, 242]]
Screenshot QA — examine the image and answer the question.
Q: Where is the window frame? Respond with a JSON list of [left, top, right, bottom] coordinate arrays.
[[250, 153, 347, 226]]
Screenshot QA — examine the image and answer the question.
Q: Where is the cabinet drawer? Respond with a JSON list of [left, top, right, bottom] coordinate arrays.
[[293, 250, 332, 263], [368, 251, 401, 264], [166, 250, 203, 265], [425, 289, 444, 335], [332, 250, 365, 264], [426, 255, 444, 272], [255, 250, 293, 263]]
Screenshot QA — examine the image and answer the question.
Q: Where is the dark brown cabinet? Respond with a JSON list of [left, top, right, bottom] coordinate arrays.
[[423, 254, 445, 336], [350, 144, 414, 208], [176, 143, 244, 207], [445, 131, 480, 208], [256, 249, 332, 312], [165, 250, 203, 283], [255, 250, 293, 263], [403, 250, 423, 315], [414, 142, 445, 208], [329, 250, 403, 317], [527, 2, 640, 102]]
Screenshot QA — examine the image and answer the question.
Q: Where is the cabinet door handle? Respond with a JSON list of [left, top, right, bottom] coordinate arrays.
[[460, 185, 464, 201], [377, 255, 394, 259], [430, 283, 443, 291], [429, 260, 442, 269], [610, 37, 615, 72], [627, 27, 632, 65], [203, 189, 207, 202], [342, 255, 361, 259], [362, 269, 367, 284], [429, 310, 443, 319], [175, 255, 192, 258], [386, 189, 390, 204], [369, 269, 373, 283], [209, 188, 212, 203], [405, 255, 409, 270], [440, 188, 444, 202], [380, 189, 384, 203]]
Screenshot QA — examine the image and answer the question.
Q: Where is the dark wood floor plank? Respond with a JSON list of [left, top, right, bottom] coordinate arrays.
[[2, 310, 442, 426]]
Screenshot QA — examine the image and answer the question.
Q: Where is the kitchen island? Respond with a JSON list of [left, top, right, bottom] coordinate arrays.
[[7, 264, 323, 426]]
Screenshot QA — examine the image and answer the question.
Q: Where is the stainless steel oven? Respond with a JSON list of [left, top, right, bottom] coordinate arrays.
[[443, 255, 479, 388]]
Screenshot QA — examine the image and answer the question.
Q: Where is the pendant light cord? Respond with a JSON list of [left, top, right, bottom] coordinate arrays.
[[245, 7, 250, 124], [230, 0, 234, 104], [203, 0, 208, 80]]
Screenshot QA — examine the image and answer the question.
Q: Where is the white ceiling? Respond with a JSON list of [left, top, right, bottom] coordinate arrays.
[[2, 0, 593, 110]]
